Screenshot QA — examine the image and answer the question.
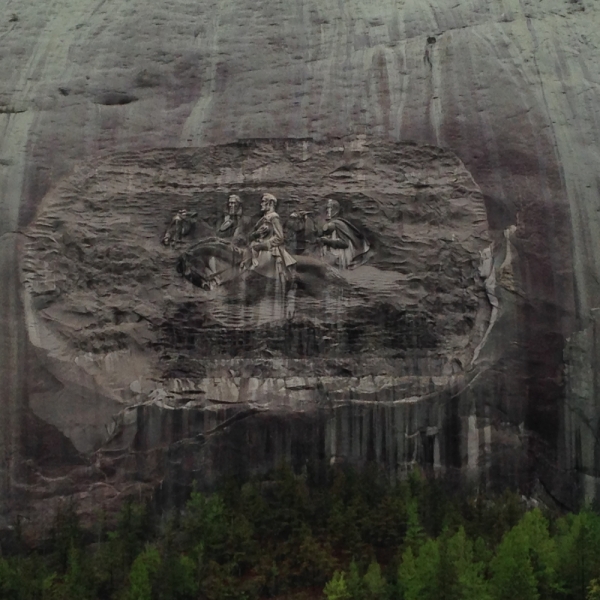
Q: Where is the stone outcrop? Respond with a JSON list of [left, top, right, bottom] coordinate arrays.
[[19, 139, 494, 518], [0, 0, 599, 528]]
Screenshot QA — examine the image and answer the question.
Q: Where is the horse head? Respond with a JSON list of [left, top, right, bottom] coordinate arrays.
[[176, 251, 211, 290]]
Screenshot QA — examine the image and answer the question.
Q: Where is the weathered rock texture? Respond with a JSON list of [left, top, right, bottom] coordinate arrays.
[[0, 0, 599, 526], [18, 139, 497, 521]]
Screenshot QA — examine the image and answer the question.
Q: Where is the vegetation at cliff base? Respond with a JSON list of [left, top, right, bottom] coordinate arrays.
[[1, 465, 600, 599]]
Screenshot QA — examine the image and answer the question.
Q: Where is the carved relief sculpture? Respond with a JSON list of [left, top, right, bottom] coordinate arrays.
[[243, 193, 297, 280], [286, 210, 314, 255], [319, 198, 370, 269], [217, 194, 251, 245], [20, 140, 495, 507], [162, 208, 197, 245]]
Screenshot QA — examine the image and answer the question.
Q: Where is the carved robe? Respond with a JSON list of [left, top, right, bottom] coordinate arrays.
[[321, 218, 370, 269]]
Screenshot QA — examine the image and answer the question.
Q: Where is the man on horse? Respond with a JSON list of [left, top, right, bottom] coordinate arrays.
[[162, 208, 197, 245], [244, 193, 297, 281], [217, 194, 251, 245]]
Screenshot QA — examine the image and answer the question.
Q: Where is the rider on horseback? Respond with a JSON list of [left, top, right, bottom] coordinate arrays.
[[217, 194, 251, 246], [243, 193, 297, 280]]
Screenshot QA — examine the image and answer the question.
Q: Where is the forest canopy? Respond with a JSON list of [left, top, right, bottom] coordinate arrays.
[[1, 465, 599, 600]]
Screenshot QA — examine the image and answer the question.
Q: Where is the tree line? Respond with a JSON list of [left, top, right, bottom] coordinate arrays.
[[1, 464, 600, 600]]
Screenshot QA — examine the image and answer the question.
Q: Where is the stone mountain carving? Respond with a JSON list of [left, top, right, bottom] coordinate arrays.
[[174, 193, 371, 303], [19, 139, 494, 526], [171, 190, 378, 330], [1, 0, 597, 530]]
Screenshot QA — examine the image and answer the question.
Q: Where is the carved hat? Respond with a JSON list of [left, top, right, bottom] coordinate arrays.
[[228, 194, 242, 205], [261, 193, 278, 208], [325, 198, 341, 218]]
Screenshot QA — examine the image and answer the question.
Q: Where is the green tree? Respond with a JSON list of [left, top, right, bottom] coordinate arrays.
[[265, 464, 313, 541], [556, 510, 600, 600], [324, 571, 351, 600], [516, 508, 558, 598], [200, 559, 246, 600], [462, 491, 524, 548], [282, 526, 335, 588], [588, 578, 600, 600], [490, 526, 538, 600], [0, 558, 19, 599], [362, 560, 388, 600], [48, 502, 84, 574], [181, 491, 229, 561], [403, 500, 426, 554], [327, 498, 365, 559], [398, 539, 440, 600], [445, 527, 491, 600], [347, 561, 364, 600], [415, 538, 441, 600], [154, 521, 199, 600], [59, 544, 91, 600], [436, 530, 456, 600], [125, 545, 161, 600], [398, 547, 420, 600], [1, 555, 55, 600]]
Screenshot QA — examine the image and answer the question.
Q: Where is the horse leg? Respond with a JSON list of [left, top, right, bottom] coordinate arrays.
[[207, 256, 222, 288]]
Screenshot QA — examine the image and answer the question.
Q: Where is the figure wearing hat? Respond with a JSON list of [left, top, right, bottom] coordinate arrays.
[[319, 198, 370, 269], [217, 194, 251, 246], [162, 208, 197, 245], [245, 193, 297, 279]]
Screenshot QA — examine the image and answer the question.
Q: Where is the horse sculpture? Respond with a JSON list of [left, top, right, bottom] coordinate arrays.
[[176, 237, 345, 297]]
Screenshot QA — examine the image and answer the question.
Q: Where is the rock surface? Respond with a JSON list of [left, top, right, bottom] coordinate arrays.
[[19, 139, 492, 513], [0, 0, 599, 526]]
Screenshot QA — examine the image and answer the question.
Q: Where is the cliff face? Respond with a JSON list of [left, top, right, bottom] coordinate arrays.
[[19, 140, 493, 512], [1, 0, 599, 525]]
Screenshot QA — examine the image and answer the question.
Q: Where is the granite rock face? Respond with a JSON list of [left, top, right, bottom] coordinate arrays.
[[0, 0, 599, 526], [20, 139, 493, 509]]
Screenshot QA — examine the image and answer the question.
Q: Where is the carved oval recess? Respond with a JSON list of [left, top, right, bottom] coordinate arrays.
[[20, 138, 491, 454]]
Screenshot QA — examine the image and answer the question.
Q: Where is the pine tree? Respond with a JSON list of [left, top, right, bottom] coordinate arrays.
[[126, 545, 161, 600], [490, 526, 539, 600], [404, 500, 426, 554], [49, 502, 84, 574], [398, 538, 440, 600], [324, 571, 352, 600], [0, 558, 18, 598], [437, 530, 456, 600], [459, 561, 492, 600], [556, 510, 600, 600], [347, 560, 364, 600], [516, 508, 558, 598], [415, 538, 441, 600], [182, 491, 230, 562], [398, 547, 420, 600], [62, 544, 90, 600], [446, 527, 491, 600], [363, 560, 388, 600]]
